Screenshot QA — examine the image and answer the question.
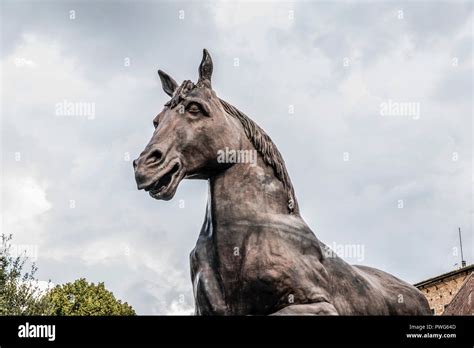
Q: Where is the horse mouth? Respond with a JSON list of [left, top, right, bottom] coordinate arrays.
[[147, 162, 182, 200]]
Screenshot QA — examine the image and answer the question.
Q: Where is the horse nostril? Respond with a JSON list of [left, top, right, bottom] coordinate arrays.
[[133, 159, 138, 170], [146, 149, 163, 165]]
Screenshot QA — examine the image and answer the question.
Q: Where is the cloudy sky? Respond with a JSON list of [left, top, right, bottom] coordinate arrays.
[[1, 0, 472, 314]]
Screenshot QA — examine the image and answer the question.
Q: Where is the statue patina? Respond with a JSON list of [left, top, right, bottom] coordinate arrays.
[[133, 49, 431, 315]]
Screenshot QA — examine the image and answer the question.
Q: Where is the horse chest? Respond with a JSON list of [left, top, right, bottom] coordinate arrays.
[[191, 228, 296, 314]]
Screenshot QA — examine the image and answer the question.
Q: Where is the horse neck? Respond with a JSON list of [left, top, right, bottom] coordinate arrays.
[[208, 149, 298, 227]]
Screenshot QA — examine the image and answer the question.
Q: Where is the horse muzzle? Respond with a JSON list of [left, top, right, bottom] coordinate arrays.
[[133, 157, 184, 201]]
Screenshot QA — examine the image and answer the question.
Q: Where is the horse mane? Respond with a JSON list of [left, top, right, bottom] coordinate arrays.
[[218, 98, 299, 214]]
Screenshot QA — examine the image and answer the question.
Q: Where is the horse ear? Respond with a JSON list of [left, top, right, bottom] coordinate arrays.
[[198, 49, 213, 87], [158, 70, 178, 97]]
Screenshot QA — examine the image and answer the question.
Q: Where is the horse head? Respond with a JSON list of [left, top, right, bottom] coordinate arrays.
[[133, 49, 242, 200]]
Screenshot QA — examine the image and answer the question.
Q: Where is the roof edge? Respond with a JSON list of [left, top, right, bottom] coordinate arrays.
[[414, 264, 474, 288]]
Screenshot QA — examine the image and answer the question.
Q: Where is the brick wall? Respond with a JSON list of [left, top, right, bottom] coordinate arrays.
[[418, 271, 471, 315]]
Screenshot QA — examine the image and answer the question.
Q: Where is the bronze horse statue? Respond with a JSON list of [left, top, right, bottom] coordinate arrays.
[[133, 49, 431, 315]]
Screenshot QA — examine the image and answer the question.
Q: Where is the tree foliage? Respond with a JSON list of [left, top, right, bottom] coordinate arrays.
[[43, 278, 136, 316], [0, 234, 50, 315], [0, 233, 136, 316]]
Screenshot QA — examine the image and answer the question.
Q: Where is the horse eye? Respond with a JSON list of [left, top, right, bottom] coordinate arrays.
[[187, 103, 201, 114]]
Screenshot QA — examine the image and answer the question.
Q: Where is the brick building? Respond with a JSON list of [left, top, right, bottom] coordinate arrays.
[[443, 272, 473, 315], [414, 264, 473, 315]]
